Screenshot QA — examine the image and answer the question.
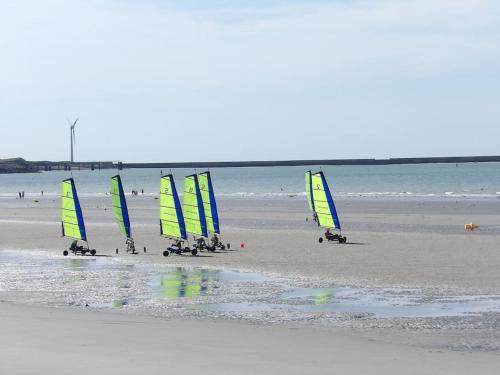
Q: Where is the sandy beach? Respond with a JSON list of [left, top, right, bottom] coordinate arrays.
[[1, 195, 499, 373], [1, 302, 499, 375]]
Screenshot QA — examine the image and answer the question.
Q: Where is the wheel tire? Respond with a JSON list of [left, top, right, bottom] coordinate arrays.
[[318, 237, 323, 243], [342, 237, 347, 243], [90, 249, 96, 255], [63, 250, 68, 256], [163, 250, 170, 257], [191, 249, 198, 256], [220, 245, 226, 251]]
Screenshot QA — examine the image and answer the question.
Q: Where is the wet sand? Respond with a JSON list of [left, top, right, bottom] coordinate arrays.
[[1, 302, 499, 375], [1, 196, 499, 292], [0, 196, 499, 373]]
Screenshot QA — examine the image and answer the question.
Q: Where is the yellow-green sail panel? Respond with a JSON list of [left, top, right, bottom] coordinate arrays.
[[61, 178, 87, 241], [305, 171, 314, 211], [310, 172, 341, 230], [183, 175, 208, 237], [198, 171, 220, 234], [160, 175, 186, 240], [111, 175, 131, 238]]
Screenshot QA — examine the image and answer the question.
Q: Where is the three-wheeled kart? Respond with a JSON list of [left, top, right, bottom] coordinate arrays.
[[205, 235, 230, 252], [318, 231, 347, 244], [63, 240, 97, 256], [191, 237, 208, 252], [163, 240, 198, 257]]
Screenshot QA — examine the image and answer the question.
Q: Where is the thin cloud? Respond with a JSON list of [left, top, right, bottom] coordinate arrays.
[[0, 0, 499, 161]]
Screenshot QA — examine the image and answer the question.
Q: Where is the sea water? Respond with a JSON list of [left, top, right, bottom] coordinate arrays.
[[1, 163, 500, 199]]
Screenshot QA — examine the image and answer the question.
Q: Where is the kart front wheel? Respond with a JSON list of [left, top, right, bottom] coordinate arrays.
[[163, 250, 170, 257]]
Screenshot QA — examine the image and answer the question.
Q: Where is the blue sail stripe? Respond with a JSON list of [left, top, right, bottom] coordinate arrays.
[[67, 178, 87, 242], [206, 172, 220, 234], [319, 172, 341, 230]]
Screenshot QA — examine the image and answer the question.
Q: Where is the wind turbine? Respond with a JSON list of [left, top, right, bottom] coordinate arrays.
[[68, 118, 79, 163]]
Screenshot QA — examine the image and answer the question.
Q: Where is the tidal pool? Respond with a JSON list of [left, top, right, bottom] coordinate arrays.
[[1, 250, 500, 319]]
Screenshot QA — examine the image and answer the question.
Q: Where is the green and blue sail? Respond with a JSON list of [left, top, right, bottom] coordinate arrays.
[[198, 171, 220, 235], [61, 178, 87, 241], [160, 174, 187, 240], [183, 174, 208, 238], [160, 172, 220, 240], [306, 171, 341, 230], [111, 175, 131, 239]]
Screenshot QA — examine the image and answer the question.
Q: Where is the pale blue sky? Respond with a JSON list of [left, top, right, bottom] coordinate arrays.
[[0, 0, 499, 162]]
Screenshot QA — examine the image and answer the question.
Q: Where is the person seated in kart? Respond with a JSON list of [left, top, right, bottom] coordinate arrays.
[[210, 234, 220, 247], [126, 237, 136, 252], [324, 229, 336, 241], [69, 240, 83, 252], [196, 237, 206, 249], [173, 239, 183, 250]]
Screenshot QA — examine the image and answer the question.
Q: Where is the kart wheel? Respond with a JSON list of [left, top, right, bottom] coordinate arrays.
[[63, 250, 68, 256], [163, 250, 170, 257], [90, 249, 96, 255], [318, 237, 323, 243], [191, 249, 198, 256], [220, 245, 226, 250], [342, 237, 347, 243]]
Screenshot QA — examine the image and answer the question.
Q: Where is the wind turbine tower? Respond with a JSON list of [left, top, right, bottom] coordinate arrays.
[[69, 118, 78, 163]]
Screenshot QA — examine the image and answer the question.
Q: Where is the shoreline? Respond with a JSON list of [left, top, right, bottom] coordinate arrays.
[[2, 192, 500, 201]]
